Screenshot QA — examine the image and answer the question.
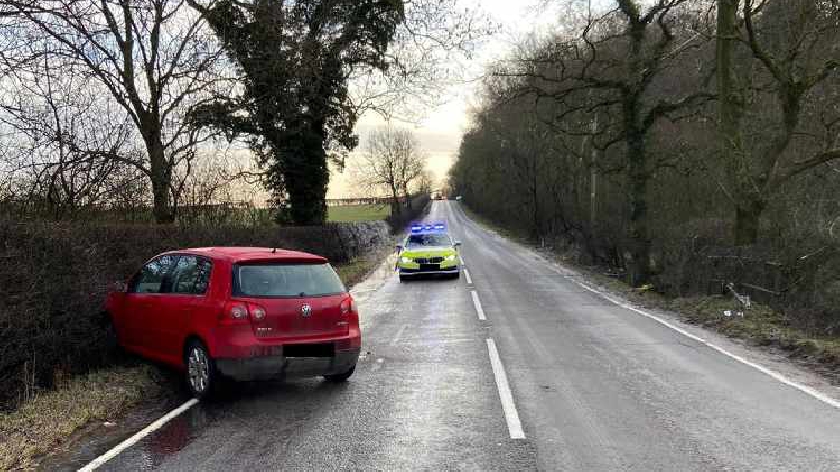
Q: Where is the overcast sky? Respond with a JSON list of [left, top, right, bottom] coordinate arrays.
[[327, 0, 557, 198]]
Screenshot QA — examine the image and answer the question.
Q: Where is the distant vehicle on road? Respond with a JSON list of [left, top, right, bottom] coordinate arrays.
[[455, 195, 462, 201], [105, 247, 360, 398], [396, 224, 461, 281]]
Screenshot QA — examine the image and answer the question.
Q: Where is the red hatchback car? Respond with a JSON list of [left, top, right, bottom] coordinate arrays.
[[105, 247, 361, 398]]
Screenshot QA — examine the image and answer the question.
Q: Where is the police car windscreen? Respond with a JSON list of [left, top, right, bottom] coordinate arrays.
[[406, 234, 450, 247]]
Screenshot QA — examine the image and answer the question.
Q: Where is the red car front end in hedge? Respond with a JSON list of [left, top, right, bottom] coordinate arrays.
[[105, 247, 361, 398]]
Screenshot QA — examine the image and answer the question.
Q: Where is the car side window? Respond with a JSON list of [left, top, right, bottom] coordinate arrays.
[[171, 256, 212, 295], [132, 255, 177, 294]]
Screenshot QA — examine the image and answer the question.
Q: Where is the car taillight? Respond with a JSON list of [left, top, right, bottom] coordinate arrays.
[[340, 297, 358, 315], [230, 305, 247, 319], [221, 302, 250, 325], [250, 305, 266, 321]]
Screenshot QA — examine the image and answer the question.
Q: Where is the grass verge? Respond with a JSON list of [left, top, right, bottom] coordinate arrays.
[[0, 365, 163, 470], [461, 203, 840, 384], [335, 245, 393, 288], [327, 204, 391, 222]]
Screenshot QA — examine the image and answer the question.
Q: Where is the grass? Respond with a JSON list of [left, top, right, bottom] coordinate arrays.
[[461, 203, 840, 383], [334, 244, 393, 288], [327, 204, 391, 222], [0, 365, 163, 470]]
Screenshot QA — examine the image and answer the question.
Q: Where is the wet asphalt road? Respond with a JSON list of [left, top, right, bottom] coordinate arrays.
[[71, 201, 840, 471]]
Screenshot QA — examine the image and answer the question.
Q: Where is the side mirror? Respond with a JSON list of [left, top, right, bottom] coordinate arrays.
[[111, 281, 127, 293], [395, 245, 403, 253], [454, 241, 462, 249]]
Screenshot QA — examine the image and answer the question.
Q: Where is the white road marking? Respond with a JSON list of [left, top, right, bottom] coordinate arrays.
[[389, 324, 407, 346], [464, 268, 473, 285], [78, 398, 199, 471], [572, 281, 840, 411], [486, 338, 526, 439], [471, 290, 486, 321]]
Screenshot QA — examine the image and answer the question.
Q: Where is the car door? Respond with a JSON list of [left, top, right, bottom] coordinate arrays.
[[160, 255, 213, 361], [125, 255, 177, 355]]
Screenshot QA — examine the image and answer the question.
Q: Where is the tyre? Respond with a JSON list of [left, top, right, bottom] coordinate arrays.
[[399, 274, 407, 283], [324, 365, 356, 383], [451, 271, 461, 280], [185, 340, 217, 399]]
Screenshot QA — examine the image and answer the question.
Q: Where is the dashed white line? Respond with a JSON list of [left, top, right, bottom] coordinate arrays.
[[79, 398, 199, 471], [471, 290, 486, 321], [463, 268, 472, 285], [572, 280, 840, 411], [486, 338, 526, 439]]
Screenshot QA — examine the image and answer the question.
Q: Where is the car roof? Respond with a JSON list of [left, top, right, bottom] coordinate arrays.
[[161, 247, 328, 264]]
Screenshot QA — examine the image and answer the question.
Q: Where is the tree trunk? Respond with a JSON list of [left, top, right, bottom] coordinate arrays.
[[145, 131, 175, 224], [626, 124, 650, 287], [282, 114, 329, 226], [624, 22, 651, 288], [734, 199, 765, 246], [717, 0, 752, 245], [390, 185, 402, 217]]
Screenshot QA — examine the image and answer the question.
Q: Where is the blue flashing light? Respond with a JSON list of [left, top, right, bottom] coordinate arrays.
[[409, 222, 448, 234]]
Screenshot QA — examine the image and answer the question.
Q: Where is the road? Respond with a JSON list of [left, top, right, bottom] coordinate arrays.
[[71, 201, 840, 471]]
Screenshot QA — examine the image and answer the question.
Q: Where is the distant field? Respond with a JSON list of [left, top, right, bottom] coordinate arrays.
[[327, 204, 391, 221]]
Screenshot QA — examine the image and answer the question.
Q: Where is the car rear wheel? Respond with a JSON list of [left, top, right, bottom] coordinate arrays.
[[186, 340, 217, 399], [324, 365, 356, 383]]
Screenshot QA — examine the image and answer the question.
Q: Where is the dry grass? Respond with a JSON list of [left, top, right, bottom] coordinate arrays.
[[334, 245, 392, 289], [0, 365, 162, 470], [572, 266, 840, 381]]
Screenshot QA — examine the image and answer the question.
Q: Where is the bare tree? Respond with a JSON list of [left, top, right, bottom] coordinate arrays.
[[494, 0, 713, 285], [0, 0, 231, 223], [0, 41, 144, 217], [716, 0, 840, 244], [355, 127, 426, 216]]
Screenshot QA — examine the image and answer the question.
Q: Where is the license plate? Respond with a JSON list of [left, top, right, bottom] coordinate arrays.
[[420, 263, 440, 271]]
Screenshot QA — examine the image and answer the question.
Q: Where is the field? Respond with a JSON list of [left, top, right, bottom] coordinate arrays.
[[327, 204, 391, 221]]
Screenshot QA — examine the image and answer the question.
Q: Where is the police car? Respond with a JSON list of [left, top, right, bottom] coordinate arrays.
[[396, 224, 462, 281]]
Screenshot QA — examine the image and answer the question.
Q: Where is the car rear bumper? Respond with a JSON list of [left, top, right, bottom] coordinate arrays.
[[216, 347, 360, 381]]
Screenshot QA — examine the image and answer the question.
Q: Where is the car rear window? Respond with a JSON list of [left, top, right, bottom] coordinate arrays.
[[233, 263, 346, 297]]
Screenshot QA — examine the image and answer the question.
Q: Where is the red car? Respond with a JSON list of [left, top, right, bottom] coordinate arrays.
[[105, 247, 361, 398]]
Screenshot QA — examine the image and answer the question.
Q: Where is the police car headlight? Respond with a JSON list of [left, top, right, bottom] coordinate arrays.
[[400, 256, 412, 263], [445, 254, 457, 261]]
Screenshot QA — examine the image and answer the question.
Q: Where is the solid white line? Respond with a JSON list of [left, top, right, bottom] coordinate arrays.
[[79, 398, 199, 471], [464, 268, 473, 285], [471, 290, 486, 321], [573, 281, 840, 411], [486, 338, 526, 439]]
